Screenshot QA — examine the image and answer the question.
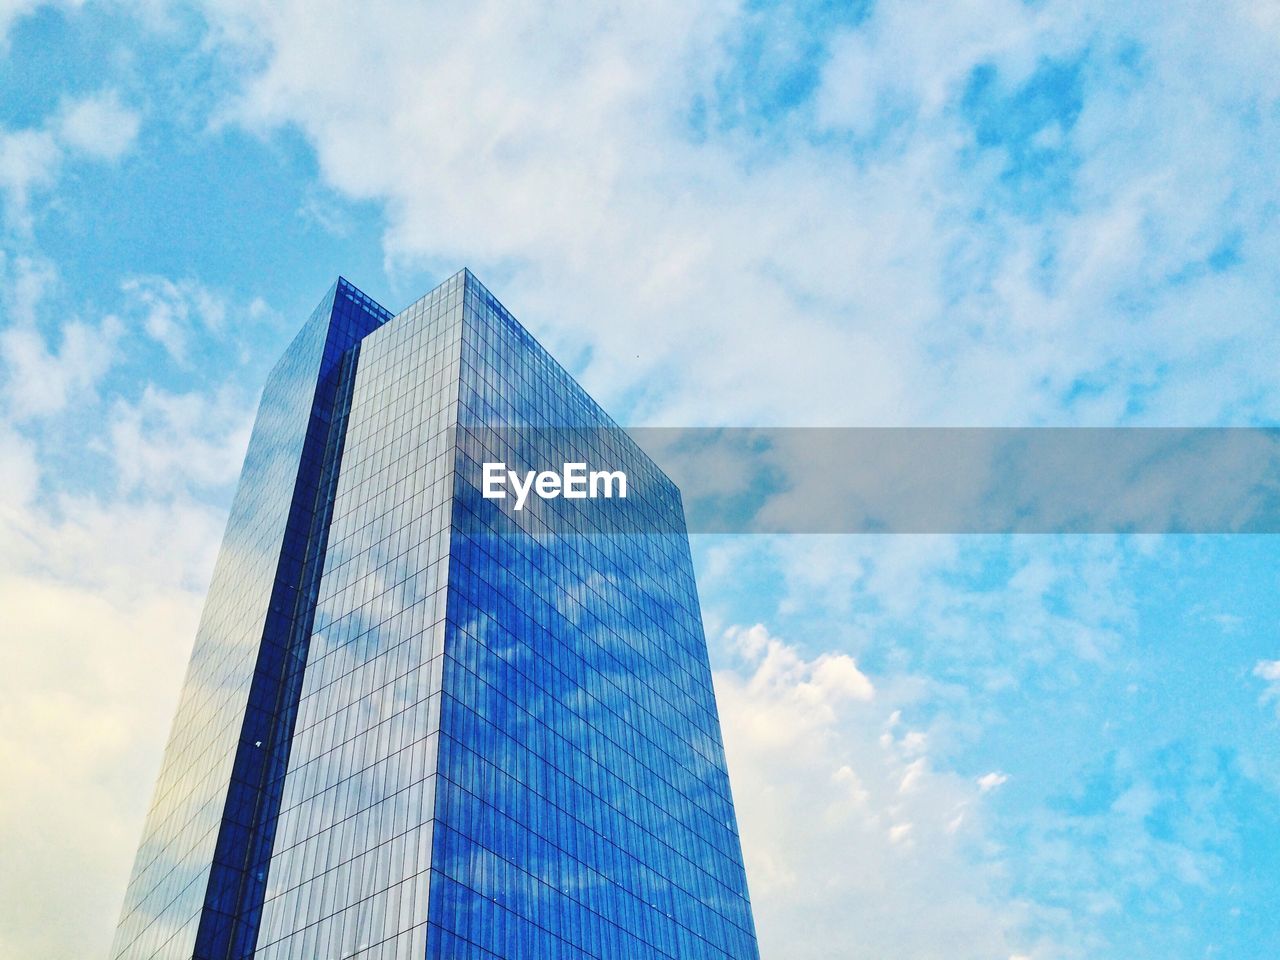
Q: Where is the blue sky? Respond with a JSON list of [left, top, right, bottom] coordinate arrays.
[[2, 2, 1279, 958]]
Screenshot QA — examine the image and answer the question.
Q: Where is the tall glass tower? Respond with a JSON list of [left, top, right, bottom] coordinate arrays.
[[110, 271, 760, 960]]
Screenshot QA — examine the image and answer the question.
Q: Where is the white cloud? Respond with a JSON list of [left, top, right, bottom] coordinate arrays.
[[693, 532, 1184, 956], [1255, 659, 1280, 714], [1255, 660, 1280, 683], [0, 126, 60, 229], [0, 419, 38, 505], [0, 407, 226, 958], [725, 622, 874, 713], [196, 0, 1280, 428], [759, 535, 1133, 692], [298, 183, 354, 237], [0, 250, 55, 325], [4, 2, 1278, 957], [816, 0, 1062, 135], [1008, 744, 1238, 950], [122, 275, 229, 363], [0, 245, 122, 421], [0, 573, 201, 957], [0, 0, 54, 47], [979, 771, 1010, 793], [0, 259, 256, 955], [0, 88, 140, 231], [0, 312, 124, 419], [0, 358, 232, 957], [56, 89, 142, 161], [107, 384, 253, 494], [183, 0, 1269, 427], [715, 622, 1037, 959]]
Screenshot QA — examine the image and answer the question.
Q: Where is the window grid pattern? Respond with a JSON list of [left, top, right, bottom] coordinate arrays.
[[256, 274, 465, 959], [110, 281, 391, 960], [111, 269, 758, 960], [426, 272, 760, 960]]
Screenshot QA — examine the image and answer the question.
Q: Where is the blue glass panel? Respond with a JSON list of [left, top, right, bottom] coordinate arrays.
[[110, 281, 391, 960], [110, 271, 758, 960], [427, 272, 759, 960]]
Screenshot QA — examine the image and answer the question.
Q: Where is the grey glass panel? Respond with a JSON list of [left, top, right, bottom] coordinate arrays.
[[256, 274, 465, 959]]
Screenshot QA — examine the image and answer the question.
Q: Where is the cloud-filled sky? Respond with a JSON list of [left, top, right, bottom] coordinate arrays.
[[2, 2, 1279, 958]]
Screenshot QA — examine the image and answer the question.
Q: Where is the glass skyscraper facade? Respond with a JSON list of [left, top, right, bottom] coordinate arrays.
[[110, 271, 760, 960]]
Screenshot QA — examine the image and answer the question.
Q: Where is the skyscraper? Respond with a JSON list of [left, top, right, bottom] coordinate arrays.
[[110, 271, 760, 960]]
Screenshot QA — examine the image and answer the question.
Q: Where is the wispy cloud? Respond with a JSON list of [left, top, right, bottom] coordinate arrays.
[[56, 89, 142, 161], [106, 384, 252, 494], [0, 260, 124, 421], [0, 88, 141, 232], [0, 127, 60, 231], [197, 0, 1280, 427], [979, 770, 1010, 793], [1255, 660, 1280, 716], [121, 275, 228, 365], [0, 0, 63, 48]]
